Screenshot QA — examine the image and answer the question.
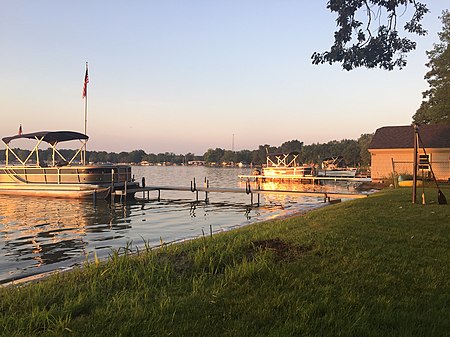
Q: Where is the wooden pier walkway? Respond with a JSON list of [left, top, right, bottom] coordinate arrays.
[[114, 182, 367, 205]]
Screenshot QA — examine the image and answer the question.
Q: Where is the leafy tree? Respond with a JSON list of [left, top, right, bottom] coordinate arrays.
[[129, 150, 146, 164], [87, 151, 99, 163], [279, 140, 303, 154], [358, 133, 374, 165], [145, 153, 158, 164], [236, 150, 252, 164], [313, 1, 429, 70], [220, 150, 236, 164], [204, 148, 225, 164], [341, 139, 360, 165], [413, 10, 450, 125], [251, 145, 277, 165], [96, 151, 109, 163], [184, 153, 196, 162]]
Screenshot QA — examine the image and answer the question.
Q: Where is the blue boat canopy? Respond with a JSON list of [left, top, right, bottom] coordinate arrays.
[[2, 131, 89, 145]]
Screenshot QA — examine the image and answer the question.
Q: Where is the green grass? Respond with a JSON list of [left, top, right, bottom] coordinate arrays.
[[1, 187, 449, 337]]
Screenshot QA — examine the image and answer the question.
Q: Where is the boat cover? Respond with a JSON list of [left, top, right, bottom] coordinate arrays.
[[2, 131, 89, 145]]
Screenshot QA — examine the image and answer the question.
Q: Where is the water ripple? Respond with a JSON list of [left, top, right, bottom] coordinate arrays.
[[0, 166, 358, 283]]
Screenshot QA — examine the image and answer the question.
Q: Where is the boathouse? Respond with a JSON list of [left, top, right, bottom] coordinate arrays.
[[368, 124, 450, 182]]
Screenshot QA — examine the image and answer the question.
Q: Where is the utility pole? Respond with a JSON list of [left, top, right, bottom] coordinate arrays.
[[232, 134, 235, 151]]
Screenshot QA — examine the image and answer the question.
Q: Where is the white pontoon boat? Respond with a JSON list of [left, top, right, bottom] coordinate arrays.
[[0, 131, 137, 199]]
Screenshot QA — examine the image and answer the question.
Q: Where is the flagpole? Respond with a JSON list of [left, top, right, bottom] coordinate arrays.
[[84, 65, 88, 137], [83, 62, 89, 164]]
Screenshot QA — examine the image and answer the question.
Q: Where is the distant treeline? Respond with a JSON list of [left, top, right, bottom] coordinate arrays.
[[0, 134, 373, 166]]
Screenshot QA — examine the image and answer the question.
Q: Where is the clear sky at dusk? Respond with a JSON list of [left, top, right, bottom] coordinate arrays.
[[1, 1, 448, 154]]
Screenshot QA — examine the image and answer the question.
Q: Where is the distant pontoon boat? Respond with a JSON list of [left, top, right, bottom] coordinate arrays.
[[238, 152, 368, 184], [0, 131, 137, 199], [247, 152, 315, 182], [317, 156, 357, 178]]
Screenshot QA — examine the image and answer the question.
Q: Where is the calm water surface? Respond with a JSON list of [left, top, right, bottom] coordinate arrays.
[[0, 166, 357, 283]]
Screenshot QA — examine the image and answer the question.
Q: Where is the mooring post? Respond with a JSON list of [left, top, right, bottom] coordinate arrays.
[[191, 177, 198, 201], [110, 168, 115, 203], [204, 177, 209, 202], [141, 177, 146, 199]]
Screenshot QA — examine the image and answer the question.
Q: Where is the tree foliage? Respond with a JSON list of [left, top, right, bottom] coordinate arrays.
[[0, 134, 374, 167], [312, 0, 429, 70], [357, 133, 374, 165], [413, 10, 450, 125]]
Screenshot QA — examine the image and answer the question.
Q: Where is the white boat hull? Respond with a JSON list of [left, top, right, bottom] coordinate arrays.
[[0, 183, 110, 199], [317, 169, 357, 178]]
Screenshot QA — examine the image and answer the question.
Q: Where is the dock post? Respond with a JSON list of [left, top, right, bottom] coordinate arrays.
[[110, 168, 115, 203], [158, 189, 161, 202], [142, 177, 146, 199], [204, 177, 209, 202], [191, 178, 198, 201]]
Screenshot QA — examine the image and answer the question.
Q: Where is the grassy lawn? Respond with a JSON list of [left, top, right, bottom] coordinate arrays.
[[1, 186, 449, 337]]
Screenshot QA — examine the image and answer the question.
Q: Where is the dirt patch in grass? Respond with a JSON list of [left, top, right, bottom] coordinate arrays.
[[247, 238, 313, 262]]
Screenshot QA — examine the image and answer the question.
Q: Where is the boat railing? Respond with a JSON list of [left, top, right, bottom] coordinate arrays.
[[0, 166, 131, 185]]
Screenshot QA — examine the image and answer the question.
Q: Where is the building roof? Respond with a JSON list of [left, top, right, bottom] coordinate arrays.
[[369, 124, 450, 149]]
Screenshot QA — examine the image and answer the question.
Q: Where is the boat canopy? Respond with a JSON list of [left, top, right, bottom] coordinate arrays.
[[266, 152, 301, 167], [2, 131, 89, 166], [266, 151, 300, 157], [2, 131, 88, 145]]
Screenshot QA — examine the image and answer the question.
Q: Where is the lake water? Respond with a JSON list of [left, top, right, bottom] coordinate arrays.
[[0, 166, 358, 284]]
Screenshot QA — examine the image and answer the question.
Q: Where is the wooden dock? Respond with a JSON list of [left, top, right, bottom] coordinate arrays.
[[114, 181, 367, 205]]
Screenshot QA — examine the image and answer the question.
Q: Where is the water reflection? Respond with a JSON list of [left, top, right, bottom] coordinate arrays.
[[0, 167, 359, 284], [0, 194, 273, 283], [0, 196, 112, 283]]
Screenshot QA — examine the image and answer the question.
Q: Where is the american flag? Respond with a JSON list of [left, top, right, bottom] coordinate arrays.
[[82, 64, 89, 98]]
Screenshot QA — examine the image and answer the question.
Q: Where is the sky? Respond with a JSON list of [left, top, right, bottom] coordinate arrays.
[[1, 1, 448, 155]]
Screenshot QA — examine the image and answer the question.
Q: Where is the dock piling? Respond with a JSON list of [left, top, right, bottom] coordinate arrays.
[[113, 180, 366, 204], [204, 177, 209, 202], [110, 168, 115, 203]]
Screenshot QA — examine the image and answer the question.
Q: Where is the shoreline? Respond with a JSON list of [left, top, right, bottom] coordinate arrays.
[[2, 187, 449, 336], [1, 198, 333, 288]]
